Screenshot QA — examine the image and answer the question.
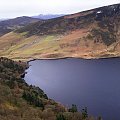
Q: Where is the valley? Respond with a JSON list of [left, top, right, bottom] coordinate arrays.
[[0, 3, 120, 61], [0, 3, 120, 120]]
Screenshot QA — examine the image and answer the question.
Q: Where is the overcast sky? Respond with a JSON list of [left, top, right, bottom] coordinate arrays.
[[0, 0, 120, 19]]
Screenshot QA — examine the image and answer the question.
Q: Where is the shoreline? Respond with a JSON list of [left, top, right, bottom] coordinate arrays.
[[26, 55, 120, 63]]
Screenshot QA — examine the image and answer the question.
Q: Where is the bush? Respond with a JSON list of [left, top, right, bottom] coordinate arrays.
[[56, 113, 66, 120], [69, 104, 78, 113], [81, 107, 88, 119]]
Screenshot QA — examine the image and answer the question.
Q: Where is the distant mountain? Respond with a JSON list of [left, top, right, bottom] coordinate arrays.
[[0, 16, 40, 36], [0, 3, 120, 60], [32, 14, 65, 19], [0, 18, 8, 21]]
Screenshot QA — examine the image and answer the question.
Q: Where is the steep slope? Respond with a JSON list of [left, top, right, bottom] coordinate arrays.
[[0, 16, 41, 36], [0, 57, 96, 120], [0, 3, 120, 61]]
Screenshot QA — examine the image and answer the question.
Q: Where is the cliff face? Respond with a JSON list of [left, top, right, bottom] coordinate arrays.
[[0, 4, 120, 61]]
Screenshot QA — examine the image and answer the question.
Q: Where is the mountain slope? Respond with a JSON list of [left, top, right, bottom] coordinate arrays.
[[0, 16, 41, 36], [0, 57, 66, 119], [0, 3, 120, 61]]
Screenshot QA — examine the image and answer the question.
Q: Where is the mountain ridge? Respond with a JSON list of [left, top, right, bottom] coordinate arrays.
[[0, 3, 120, 61], [32, 14, 65, 19], [0, 16, 40, 36]]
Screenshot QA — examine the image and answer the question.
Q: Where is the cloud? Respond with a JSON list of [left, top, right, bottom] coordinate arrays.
[[0, 0, 119, 18]]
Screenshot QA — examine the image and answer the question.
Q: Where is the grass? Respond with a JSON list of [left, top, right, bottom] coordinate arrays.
[[0, 33, 60, 60]]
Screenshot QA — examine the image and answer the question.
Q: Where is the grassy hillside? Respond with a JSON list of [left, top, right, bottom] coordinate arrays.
[[0, 4, 120, 61], [0, 57, 99, 120]]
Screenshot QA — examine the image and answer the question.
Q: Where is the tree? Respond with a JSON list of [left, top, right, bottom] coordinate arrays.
[[81, 107, 88, 119], [69, 104, 78, 113], [56, 113, 66, 120], [22, 90, 44, 109]]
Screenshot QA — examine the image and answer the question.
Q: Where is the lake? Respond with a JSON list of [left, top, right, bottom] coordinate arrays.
[[25, 58, 120, 120]]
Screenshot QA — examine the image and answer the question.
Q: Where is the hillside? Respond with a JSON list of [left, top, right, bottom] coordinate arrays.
[[0, 3, 120, 61], [0, 16, 40, 36], [0, 57, 97, 120]]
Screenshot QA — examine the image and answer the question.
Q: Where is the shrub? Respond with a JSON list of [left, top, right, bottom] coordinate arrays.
[[69, 104, 78, 113], [56, 113, 66, 120]]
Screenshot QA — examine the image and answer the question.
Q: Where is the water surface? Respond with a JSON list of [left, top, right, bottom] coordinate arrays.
[[25, 58, 120, 120]]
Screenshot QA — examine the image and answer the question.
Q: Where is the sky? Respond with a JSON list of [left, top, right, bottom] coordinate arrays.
[[0, 0, 120, 19]]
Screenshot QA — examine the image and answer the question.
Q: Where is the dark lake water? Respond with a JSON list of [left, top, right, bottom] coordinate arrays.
[[25, 58, 120, 120]]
